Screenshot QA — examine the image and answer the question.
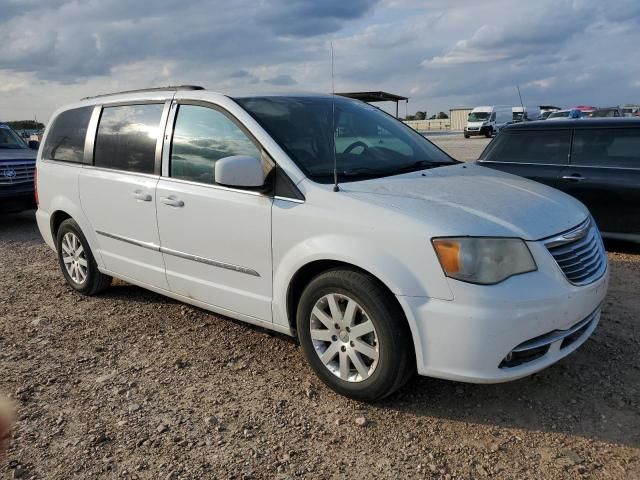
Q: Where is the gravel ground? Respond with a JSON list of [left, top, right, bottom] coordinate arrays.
[[1, 137, 639, 479], [428, 134, 491, 162]]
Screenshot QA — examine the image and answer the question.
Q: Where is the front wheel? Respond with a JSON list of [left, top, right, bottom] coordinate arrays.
[[56, 218, 112, 295], [297, 269, 414, 401]]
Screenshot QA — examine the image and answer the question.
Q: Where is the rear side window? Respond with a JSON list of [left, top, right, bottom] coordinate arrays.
[[482, 130, 571, 164], [572, 129, 640, 169], [94, 104, 164, 174], [170, 104, 262, 185], [43, 106, 93, 163]]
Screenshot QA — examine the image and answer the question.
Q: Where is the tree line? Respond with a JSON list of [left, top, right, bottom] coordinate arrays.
[[4, 120, 45, 130]]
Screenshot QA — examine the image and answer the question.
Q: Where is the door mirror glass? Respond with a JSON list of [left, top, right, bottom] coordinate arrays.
[[215, 155, 264, 188]]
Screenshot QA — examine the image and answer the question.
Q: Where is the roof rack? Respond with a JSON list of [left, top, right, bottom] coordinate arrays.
[[81, 85, 205, 100]]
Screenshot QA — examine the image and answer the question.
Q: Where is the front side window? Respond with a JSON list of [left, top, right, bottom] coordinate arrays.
[[94, 104, 164, 174], [572, 129, 640, 169], [235, 96, 454, 183], [42, 107, 93, 162], [170, 105, 262, 185], [481, 130, 571, 164]]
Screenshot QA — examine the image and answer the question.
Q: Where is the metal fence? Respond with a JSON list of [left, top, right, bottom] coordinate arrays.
[[403, 119, 451, 132]]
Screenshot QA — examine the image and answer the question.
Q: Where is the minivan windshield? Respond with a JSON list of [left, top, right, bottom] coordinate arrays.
[[0, 125, 27, 149], [468, 112, 490, 122], [235, 96, 456, 183]]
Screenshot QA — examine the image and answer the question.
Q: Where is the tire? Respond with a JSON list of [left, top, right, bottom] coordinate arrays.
[[56, 218, 112, 295], [297, 268, 415, 401], [485, 129, 493, 138], [464, 134, 470, 139]]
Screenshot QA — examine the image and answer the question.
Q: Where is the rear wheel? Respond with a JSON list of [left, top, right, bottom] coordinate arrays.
[[56, 219, 111, 295], [297, 268, 414, 401]]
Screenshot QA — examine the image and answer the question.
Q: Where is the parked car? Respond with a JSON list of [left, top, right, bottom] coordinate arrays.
[[547, 109, 583, 120], [590, 107, 623, 118], [0, 122, 38, 213], [36, 87, 608, 400], [478, 118, 640, 243], [464, 105, 512, 138]]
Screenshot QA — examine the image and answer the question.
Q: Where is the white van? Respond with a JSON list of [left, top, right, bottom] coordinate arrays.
[[36, 86, 608, 401], [464, 105, 512, 138], [512, 105, 541, 122]]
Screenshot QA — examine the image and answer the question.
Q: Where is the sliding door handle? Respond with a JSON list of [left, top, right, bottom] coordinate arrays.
[[132, 190, 152, 201], [161, 196, 184, 207]]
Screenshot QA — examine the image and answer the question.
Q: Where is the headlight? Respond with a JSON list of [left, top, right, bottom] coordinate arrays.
[[432, 237, 536, 285]]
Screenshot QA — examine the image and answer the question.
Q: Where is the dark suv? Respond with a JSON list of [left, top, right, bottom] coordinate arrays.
[[0, 123, 38, 213], [477, 118, 640, 242]]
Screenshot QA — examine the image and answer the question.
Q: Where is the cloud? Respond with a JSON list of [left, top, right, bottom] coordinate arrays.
[[259, 0, 380, 37], [0, 0, 639, 122], [263, 74, 298, 86]]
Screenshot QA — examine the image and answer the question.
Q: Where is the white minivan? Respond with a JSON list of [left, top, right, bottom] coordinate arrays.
[[464, 105, 512, 138], [36, 86, 608, 401]]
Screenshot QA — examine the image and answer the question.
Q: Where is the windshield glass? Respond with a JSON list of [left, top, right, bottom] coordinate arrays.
[[468, 112, 490, 122], [0, 125, 27, 149], [549, 111, 569, 118], [235, 96, 455, 183]]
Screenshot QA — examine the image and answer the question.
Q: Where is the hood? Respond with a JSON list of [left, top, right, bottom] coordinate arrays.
[[340, 164, 588, 240], [0, 148, 37, 162]]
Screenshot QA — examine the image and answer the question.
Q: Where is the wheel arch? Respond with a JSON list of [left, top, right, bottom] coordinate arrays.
[[284, 259, 419, 367], [50, 210, 72, 241]]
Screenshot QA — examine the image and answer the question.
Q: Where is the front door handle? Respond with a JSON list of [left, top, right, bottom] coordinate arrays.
[[562, 174, 584, 182], [161, 196, 185, 207], [132, 190, 152, 202]]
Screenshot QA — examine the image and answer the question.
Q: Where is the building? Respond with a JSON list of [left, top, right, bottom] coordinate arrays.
[[449, 108, 472, 131]]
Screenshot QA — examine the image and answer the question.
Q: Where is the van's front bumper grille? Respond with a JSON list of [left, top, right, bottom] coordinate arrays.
[[499, 307, 600, 369], [0, 161, 35, 186], [544, 218, 607, 286]]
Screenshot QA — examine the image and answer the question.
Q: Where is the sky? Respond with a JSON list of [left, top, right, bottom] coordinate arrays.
[[1, 0, 640, 123]]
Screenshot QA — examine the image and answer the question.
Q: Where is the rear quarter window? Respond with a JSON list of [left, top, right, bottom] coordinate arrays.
[[42, 106, 94, 163], [481, 130, 571, 164], [572, 128, 640, 169]]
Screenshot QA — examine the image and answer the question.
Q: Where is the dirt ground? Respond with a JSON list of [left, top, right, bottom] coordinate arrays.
[[1, 137, 639, 479]]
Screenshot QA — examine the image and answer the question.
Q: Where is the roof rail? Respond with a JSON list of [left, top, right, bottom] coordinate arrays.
[[81, 85, 205, 100]]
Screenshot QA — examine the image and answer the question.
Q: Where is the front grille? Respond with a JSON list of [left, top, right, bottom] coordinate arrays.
[[0, 161, 35, 186], [499, 307, 600, 369], [544, 218, 607, 286]]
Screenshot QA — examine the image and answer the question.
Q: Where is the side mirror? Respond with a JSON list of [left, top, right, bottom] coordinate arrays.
[[215, 155, 264, 188], [28, 140, 40, 150]]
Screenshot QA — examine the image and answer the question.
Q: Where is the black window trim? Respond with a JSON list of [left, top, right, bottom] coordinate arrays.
[[87, 100, 170, 176], [160, 99, 304, 201]]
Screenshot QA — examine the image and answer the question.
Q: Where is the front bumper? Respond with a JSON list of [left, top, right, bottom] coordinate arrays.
[[0, 191, 35, 213], [464, 126, 492, 136], [399, 240, 609, 383]]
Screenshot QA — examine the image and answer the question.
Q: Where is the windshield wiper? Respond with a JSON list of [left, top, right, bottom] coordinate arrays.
[[341, 167, 390, 177]]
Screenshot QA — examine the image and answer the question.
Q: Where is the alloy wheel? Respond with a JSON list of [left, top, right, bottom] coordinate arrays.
[[309, 293, 379, 382], [61, 232, 88, 285]]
